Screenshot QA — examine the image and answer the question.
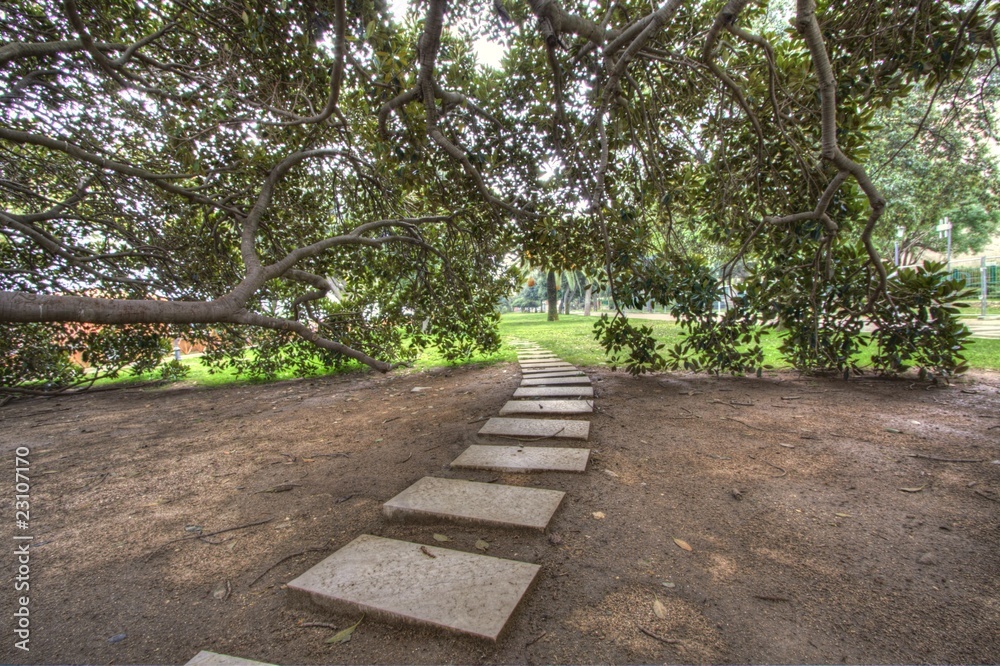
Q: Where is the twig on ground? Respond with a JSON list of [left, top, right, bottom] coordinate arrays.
[[637, 625, 681, 644], [250, 546, 327, 586], [722, 417, 766, 430], [147, 518, 273, 558], [300, 622, 340, 630], [396, 452, 412, 463], [973, 490, 1000, 503], [755, 594, 791, 602], [907, 453, 985, 463], [749, 455, 787, 477], [525, 631, 547, 647]]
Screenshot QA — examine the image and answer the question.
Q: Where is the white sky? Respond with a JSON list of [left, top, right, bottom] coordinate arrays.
[[387, 0, 506, 69]]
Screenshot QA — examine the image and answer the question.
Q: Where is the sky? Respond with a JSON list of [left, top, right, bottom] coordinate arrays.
[[387, 0, 506, 69]]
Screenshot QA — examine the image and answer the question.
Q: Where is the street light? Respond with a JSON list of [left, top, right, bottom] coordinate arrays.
[[936, 217, 952, 273]]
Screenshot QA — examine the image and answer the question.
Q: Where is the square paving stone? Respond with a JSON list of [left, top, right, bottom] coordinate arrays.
[[478, 417, 590, 440], [287, 534, 540, 641], [520, 376, 592, 386], [513, 386, 594, 398], [520, 370, 585, 379], [499, 399, 593, 415], [451, 444, 590, 473], [185, 653, 275, 666], [520, 360, 573, 367], [521, 363, 576, 371], [383, 476, 565, 530]]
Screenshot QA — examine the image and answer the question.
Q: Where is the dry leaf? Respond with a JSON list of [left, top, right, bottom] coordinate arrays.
[[592, 511, 606, 520], [673, 538, 693, 552], [432, 533, 451, 542], [326, 616, 363, 644], [475, 539, 490, 551], [653, 596, 668, 619], [898, 486, 926, 493], [834, 512, 852, 518]]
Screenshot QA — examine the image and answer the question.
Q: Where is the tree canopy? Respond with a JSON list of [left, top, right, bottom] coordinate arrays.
[[1, 0, 997, 392]]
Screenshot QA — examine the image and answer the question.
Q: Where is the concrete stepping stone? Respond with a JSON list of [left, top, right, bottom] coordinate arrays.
[[518, 357, 560, 363], [521, 363, 576, 371], [287, 534, 540, 641], [185, 652, 275, 666], [383, 477, 565, 530], [499, 399, 593, 415], [520, 360, 573, 368], [478, 416, 590, 440], [520, 376, 591, 386], [513, 386, 594, 398], [451, 444, 590, 473], [520, 370, 585, 379]]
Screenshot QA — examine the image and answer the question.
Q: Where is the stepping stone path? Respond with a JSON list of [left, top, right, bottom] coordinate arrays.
[[288, 535, 541, 641], [451, 444, 590, 473], [383, 476, 565, 530], [185, 652, 275, 666], [498, 399, 593, 415], [188, 339, 598, 657], [513, 386, 594, 398]]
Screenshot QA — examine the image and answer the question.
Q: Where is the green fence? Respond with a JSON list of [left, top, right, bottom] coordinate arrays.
[[950, 256, 1000, 317]]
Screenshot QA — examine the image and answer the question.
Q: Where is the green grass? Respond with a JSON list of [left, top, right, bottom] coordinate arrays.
[[499, 312, 1000, 371], [82, 311, 1000, 391]]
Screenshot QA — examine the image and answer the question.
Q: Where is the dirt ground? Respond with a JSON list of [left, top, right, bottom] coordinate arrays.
[[2, 360, 999, 665]]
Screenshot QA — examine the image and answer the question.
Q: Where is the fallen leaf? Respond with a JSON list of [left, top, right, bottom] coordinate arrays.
[[884, 428, 902, 434], [432, 533, 451, 542], [326, 616, 364, 644], [898, 485, 926, 493], [673, 538, 693, 552], [834, 512, 852, 518], [661, 581, 676, 588], [592, 511, 606, 520], [475, 539, 490, 551], [778, 443, 796, 449], [653, 596, 668, 619]]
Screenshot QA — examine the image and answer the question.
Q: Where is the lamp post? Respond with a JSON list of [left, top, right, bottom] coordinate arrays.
[[936, 217, 952, 273]]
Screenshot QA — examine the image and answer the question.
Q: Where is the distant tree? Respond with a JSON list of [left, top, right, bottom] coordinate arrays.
[[871, 79, 1000, 265]]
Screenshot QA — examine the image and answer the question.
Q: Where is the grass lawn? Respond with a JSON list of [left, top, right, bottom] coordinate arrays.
[[498, 312, 1000, 372], [87, 311, 1000, 390]]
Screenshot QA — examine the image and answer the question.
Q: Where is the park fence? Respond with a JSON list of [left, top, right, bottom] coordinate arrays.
[[949, 256, 999, 318]]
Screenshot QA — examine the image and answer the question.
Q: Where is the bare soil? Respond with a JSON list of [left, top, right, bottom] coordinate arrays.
[[2, 362, 999, 665]]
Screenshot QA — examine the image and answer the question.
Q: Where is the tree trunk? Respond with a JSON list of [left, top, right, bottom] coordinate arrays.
[[546, 270, 558, 321], [562, 286, 571, 315], [583, 284, 592, 316]]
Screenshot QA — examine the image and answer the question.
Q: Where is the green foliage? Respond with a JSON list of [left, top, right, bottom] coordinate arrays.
[[592, 313, 664, 376], [0, 323, 83, 390], [870, 261, 975, 380]]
